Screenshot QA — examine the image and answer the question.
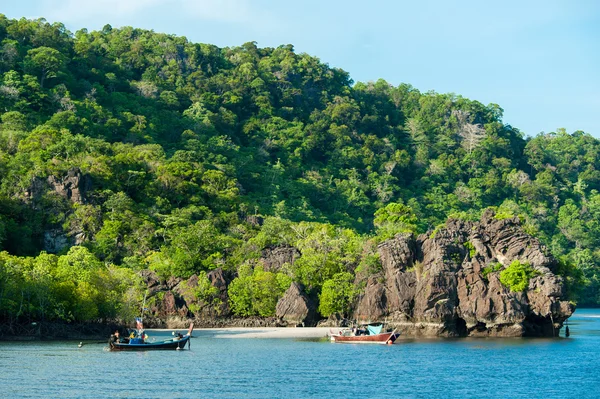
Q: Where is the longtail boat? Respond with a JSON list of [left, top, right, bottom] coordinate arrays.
[[109, 323, 194, 351], [329, 324, 398, 344]]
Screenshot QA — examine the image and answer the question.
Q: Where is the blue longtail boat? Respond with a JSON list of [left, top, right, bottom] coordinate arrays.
[[108, 323, 194, 351]]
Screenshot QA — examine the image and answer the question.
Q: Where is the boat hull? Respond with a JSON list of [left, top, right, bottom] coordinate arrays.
[[109, 323, 194, 351], [331, 331, 398, 344], [109, 335, 190, 351]]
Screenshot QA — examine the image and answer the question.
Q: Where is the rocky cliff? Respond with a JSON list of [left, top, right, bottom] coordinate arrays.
[[140, 210, 574, 336], [355, 209, 574, 337], [25, 168, 93, 252]]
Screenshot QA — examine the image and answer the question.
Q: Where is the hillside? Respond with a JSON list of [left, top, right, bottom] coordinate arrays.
[[0, 16, 597, 328]]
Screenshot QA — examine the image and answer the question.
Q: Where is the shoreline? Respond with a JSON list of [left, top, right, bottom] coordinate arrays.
[[153, 327, 334, 339]]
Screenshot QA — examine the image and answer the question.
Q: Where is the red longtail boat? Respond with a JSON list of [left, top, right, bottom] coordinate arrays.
[[329, 324, 398, 344]]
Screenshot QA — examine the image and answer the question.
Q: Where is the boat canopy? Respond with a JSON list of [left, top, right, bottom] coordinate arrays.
[[367, 324, 383, 335]]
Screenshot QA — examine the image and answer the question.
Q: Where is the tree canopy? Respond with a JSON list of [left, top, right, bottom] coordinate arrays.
[[0, 16, 599, 324]]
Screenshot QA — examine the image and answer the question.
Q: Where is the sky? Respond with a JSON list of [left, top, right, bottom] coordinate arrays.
[[2, 0, 599, 137]]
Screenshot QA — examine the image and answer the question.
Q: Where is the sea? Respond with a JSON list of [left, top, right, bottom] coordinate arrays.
[[0, 309, 599, 399]]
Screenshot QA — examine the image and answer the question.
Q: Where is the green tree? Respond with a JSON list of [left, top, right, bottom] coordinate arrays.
[[228, 265, 290, 317], [318, 272, 355, 317], [373, 202, 418, 240], [24, 46, 66, 88]]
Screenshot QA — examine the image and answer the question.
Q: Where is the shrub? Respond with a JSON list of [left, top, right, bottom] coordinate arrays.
[[228, 265, 291, 317], [499, 260, 540, 292], [180, 271, 222, 316], [429, 224, 445, 239], [318, 272, 355, 317], [464, 241, 476, 258], [481, 262, 503, 281]]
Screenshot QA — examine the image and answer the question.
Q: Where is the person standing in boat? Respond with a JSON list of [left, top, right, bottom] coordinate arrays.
[[135, 317, 145, 343]]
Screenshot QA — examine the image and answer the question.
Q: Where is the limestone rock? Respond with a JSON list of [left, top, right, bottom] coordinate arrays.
[[276, 282, 317, 326], [260, 246, 300, 272], [161, 291, 178, 316], [186, 268, 231, 317], [46, 168, 92, 204], [354, 277, 387, 322], [353, 210, 574, 337], [207, 268, 228, 293], [43, 229, 71, 253], [140, 270, 165, 296], [150, 268, 232, 319], [378, 233, 416, 273], [28, 168, 93, 252], [316, 313, 350, 327], [207, 268, 231, 316]]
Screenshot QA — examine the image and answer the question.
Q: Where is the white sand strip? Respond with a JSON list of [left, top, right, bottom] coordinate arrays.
[[197, 327, 332, 339]]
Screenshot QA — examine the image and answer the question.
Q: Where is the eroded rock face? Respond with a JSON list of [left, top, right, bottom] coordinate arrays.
[[275, 282, 317, 326], [27, 168, 92, 204], [354, 210, 575, 337], [140, 270, 165, 296], [354, 277, 387, 321], [197, 268, 231, 317], [46, 168, 92, 204], [43, 229, 71, 253], [27, 168, 93, 252], [142, 268, 231, 319], [260, 246, 300, 272]]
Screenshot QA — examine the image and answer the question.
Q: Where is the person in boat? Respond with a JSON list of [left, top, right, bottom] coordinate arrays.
[[129, 330, 145, 342], [110, 330, 121, 344], [172, 331, 184, 341]]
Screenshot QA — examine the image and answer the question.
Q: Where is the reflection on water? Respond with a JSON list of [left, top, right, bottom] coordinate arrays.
[[0, 309, 599, 398]]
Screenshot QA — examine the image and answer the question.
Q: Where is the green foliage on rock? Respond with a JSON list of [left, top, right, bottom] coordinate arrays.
[[499, 260, 540, 292], [481, 262, 503, 282], [464, 241, 476, 258], [179, 271, 223, 316]]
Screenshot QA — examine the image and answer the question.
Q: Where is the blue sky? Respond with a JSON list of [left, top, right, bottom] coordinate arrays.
[[3, 0, 599, 137]]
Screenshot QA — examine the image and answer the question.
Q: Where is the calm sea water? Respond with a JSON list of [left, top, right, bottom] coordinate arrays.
[[0, 309, 599, 398]]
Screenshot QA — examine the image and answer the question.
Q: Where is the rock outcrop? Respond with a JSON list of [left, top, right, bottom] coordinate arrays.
[[140, 268, 231, 321], [46, 168, 92, 204], [26, 168, 92, 204], [24, 168, 93, 252], [354, 210, 575, 337], [276, 282, 318, 326], [137, 210, 574, 336], [260, 246, 300, 272], [43, 229, 71, 253]]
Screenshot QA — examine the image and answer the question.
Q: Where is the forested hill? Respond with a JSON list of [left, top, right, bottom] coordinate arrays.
[[0, 16, 598, 326]]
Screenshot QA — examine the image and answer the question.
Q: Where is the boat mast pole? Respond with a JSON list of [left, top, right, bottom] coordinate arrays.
[[141, 291, 147, 326]]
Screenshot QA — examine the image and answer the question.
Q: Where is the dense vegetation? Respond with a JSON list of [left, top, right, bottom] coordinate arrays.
[[0, 16, 598, 325]]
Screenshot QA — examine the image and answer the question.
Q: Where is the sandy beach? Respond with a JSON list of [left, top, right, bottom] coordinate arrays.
[[196, 327, 333, 339]]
